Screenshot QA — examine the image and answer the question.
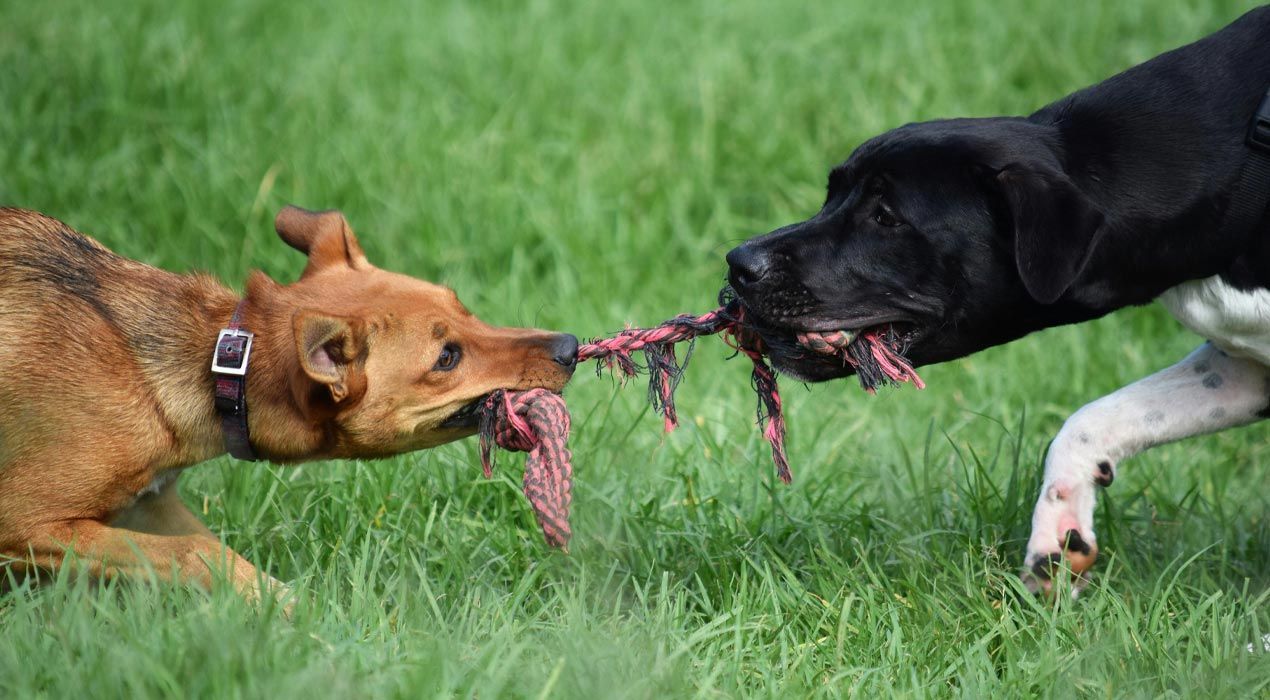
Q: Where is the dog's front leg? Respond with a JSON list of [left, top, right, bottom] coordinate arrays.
[[110, 477, 217, 538], [107, 478, 292, 611], [1022, 342, 1269, 596], [12, 514, 286, 610]]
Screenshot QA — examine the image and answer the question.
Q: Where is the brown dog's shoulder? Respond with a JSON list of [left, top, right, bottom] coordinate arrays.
[[0, 206, 61, 228], [0, 208, 123, 293], [0, 207, 113, 255], [2, 206, 76, 232]]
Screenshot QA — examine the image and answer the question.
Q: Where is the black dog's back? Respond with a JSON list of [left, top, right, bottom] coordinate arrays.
[[1039, 6, 1270, 205], [1031, 6, 1270, 296]]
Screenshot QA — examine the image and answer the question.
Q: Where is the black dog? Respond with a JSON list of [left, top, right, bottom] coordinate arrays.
[[726, 6, 1270, 593]]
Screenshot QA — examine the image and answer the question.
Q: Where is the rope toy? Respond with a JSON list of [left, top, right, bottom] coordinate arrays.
[[477, 293, 923, 549], [477, 388, 574, 549]]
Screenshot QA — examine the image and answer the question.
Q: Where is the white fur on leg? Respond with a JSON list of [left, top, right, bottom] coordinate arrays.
[[1023, 342, 1270, 593]]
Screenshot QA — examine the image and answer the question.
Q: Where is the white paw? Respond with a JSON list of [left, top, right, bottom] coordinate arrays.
[[1021, 478, 1099, 596]]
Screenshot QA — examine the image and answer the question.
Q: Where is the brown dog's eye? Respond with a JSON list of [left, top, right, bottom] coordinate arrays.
[[433, 343, 462, 371], [872, 202, 902, 228]]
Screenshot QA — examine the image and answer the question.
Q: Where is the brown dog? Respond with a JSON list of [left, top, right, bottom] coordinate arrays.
[[0, 205, 577, 604]]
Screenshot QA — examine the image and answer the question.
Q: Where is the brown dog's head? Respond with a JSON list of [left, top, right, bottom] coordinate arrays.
[[247, 205, 577, 459]]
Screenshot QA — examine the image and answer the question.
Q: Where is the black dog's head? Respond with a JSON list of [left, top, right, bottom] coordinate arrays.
[[726, 117, 1106, 381]]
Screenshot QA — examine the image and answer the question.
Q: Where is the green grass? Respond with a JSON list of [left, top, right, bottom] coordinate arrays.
[[2, 0, 1269, 696]]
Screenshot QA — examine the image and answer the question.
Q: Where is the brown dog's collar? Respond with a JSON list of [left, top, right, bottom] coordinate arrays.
[[210, 300, 257, 461]]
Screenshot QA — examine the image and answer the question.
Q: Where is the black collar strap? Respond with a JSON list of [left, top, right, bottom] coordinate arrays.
[[211, 300, 258, 461], [1221, 88, 1270, 238]]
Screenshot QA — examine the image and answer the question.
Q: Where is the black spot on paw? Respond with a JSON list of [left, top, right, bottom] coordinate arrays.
[[1031, 553, 1062, 580], [1203, 373, 1224, 389], [1193, 362, 1210, 374], [1063, 529, 1092, 555], [1094, 461, 1114, 487]]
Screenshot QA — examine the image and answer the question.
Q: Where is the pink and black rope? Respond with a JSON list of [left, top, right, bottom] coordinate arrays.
[[477, 298, 923, 548], [478, 388, 574, 549], [575, 301, 794, 482]]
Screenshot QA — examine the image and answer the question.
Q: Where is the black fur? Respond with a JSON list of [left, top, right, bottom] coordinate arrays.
[[1063, 529, 1092, 556], [1095, 461, 1114, 487], [726, 8, 1270, 382], [1031, 552, 1063, 580]]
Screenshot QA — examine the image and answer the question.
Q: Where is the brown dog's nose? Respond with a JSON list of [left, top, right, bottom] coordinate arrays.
[[549, 333, 579, 371], [726, 243, 773, 294]]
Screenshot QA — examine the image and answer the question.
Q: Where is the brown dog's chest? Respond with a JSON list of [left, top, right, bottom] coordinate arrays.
[[133, 468, 184, 501]]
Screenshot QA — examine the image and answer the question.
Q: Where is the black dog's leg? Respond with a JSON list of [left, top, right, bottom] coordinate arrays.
[[1022, 342, 1270, 596]]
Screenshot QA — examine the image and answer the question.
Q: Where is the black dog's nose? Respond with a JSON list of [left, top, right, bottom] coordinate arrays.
[[548, 333, 579, 370], [726, 244, 773, 293]]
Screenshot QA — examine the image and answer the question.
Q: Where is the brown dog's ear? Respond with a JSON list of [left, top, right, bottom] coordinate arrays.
[[293, 311, 367, 404], [275, 205, 370, 277], [995, 165, 1105, 304]]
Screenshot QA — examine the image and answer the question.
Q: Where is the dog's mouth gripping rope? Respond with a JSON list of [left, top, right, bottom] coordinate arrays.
[[476, 297, 923, 549]]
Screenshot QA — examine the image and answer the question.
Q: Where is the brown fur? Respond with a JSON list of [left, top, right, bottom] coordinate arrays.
[[0, 206, 575, 605]]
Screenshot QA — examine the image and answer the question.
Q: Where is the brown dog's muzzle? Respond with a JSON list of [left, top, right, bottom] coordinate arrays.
[[439, 331, 578, 431], [476, 328, 579, 392], [524, 332, 579, 391]]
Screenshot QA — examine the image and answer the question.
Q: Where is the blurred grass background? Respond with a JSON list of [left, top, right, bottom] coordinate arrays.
[[1, 0, 1268, 697]]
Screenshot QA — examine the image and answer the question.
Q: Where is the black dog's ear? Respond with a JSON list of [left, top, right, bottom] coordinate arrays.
[[995, 165, 1104, 304]]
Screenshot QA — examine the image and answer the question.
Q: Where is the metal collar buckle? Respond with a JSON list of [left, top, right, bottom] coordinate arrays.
[[211, 328, 254, 376]]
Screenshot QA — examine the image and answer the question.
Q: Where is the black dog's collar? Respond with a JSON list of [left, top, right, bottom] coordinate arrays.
[[210, 300, 257, 461], [1221, 88, 1270, 238], [1251, 90, 1270, 152]]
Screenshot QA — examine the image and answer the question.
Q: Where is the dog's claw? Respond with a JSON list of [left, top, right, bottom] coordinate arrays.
[[1022, 529, 1098, 600], [1031, 552, 1062, 581], [1063, 529, 1092, 555]]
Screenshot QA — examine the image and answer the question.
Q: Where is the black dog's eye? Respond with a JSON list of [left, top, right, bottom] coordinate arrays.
[[872, 201, 903, 228], [433, 343, 462, 371]]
